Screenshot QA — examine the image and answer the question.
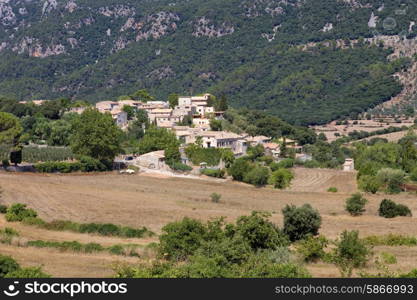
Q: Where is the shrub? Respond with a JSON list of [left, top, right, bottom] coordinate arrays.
[[296, 235, 328, 262], [363, 234, 417, 246], [2, 159, 9, 169], [378, 199, 412, 218], [327, 187, 338, 193], [5, 203, 37, 222], [268, 168, 294, 189], [169, 162, 192, 172], [358, 175, 381, 194], [0, 204, 8, 214], [282, 204, 321, 242], [4, 267, 50, 278], [228, 158, 251, 181], [229, 212, 289, 251], [270, 158, 294, 171], [0, 255, 20, 278], [345, 193, 368, 216], [243, 166, 269, 186], [380, 252, 397, 264], [210, 193, 222, 203], [376, 168, 406, 194], [303, 160, 321, 168], [201, 168, 225, 178], [236, 253, 311, 278], [158, 217, 208, 261], [330, 230, 372, 277]]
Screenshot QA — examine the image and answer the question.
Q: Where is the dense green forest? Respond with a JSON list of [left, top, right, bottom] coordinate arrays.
[[0, 0, 416, 124]]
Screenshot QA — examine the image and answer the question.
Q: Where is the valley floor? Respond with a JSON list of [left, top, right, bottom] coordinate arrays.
[[0, 168, 417, 277]]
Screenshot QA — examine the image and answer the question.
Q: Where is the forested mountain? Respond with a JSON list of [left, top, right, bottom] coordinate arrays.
[[0, 0, 416, 125]]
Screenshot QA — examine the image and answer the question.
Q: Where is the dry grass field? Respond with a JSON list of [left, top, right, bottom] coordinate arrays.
[[1, 168, 417, 277]]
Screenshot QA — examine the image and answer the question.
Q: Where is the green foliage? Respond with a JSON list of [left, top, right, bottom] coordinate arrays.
[[168, 162, 192, 172], [282, 204, 321, 242], [380, 252, 397, 265], [363, 234, 417, 247], [158, 217, 208, 261], [376, 168, 406, 194], [358, 175, 381, 194], [296, 235, 328, 263], [228, 158, 251, 181], [22, 146, 74, 163], [210, 193, 222, 203], [168, 93, 179, 109], [5, 203, 37, 222], [4, 267, 51, 278], [0, 255, 20, 278], [136, 126, 179, 155], [270, 158, 294, 171], [70, 108, 123, 162], [0, 204, 8, 214], [327, 187, 338, 193], [269, 168, 294, 189], [378, 199, 412, 218], [201, 168, 225, 178], [243, 165, 269, 187], [329, 230, 372, 277], [34, 156, 106, 173], [345, 193, 368, 216], [229, 212, 289, 251], [185, 144, 222, 166]]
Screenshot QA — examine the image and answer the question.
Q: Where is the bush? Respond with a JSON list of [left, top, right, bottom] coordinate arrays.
[[376, 168, 406, 194], [358, 175, 381, 194], [210, 193, 222, 203], [243, 166, 269, 186], [34, 156, 107, 173], [0, 255, 20, 278], [5, 203, 37, 222], [0, 204, 8, 214], [327, 187, 338, 193], [201, 168, 225, 178], [229, 212, 289, 251], [2, 159, 9, 169], [380, 252, 397, 264], [378, 199, 412, 218], [345, 193, 368, 216], [296, 236, 328, 262], [330, 230, 371, 277], [158, 217, 208, 261], [228, 158, 251, 181], [4, 267, 50, 278], [169, 162, 192, 172], [303, 160, 321, 168], [270, 158, 294, 171], [363, 234, 417, 246], [268, 168, 294, 189], [282, 204, 321, 242]]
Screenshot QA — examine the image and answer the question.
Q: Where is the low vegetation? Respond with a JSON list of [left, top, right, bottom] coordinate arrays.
[[4, 203, 154, 238], [378, 199, 412, 218], [0, 255, 49, 278], [345, 193, 368, 216]]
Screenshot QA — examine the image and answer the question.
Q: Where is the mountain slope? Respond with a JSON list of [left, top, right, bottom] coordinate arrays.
[[0, 0, 416, 124]]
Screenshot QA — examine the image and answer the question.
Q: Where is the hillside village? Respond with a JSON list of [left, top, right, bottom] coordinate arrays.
[[63, 93, 303, 171]]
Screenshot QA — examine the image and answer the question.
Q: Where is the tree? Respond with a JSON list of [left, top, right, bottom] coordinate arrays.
[[317, 133, 327, 141], [129, 89, 154, 102], [168, 93, 179, 109], [345, 193, 368, 216], [282, 204, 321, 242], [228, 158, 251, 181], [70, 108, 123, 163], [209, 119, 222, 131], [378, 199, 412, 218], [0, 112, 22, 164], [358, 175, 381, 194], [330, 230, 371, 277], [136, 126, 179, 155], [269, 168, 294, 189], [243, 166, 269, 186], [376, 168, 406, 194], [0, 112, 22, 147], [215, 95, 228, 112], [122, 105, 136, 120]]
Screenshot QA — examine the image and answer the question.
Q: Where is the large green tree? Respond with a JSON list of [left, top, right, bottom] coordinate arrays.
[[70, 109, 123, 162], [0, 112, 22, 162]]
